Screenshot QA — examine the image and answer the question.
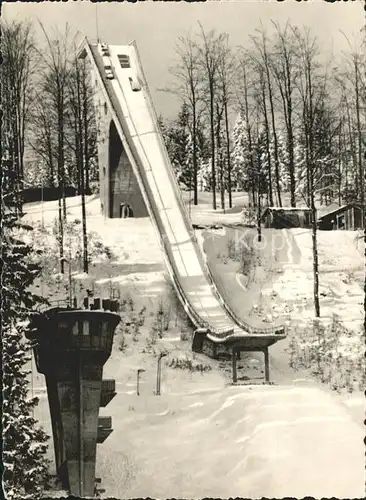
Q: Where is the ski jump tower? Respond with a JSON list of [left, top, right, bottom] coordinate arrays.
[[27, 300, 120, 497]]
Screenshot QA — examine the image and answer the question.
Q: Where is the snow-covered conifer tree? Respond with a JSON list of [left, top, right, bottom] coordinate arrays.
[[183, 131, 194, 191], [277, 133, 290, 194], [294, 137, 307, 200], [2, 147, 50, 499], [231, 112, 251, 191], [197, 158, 213, 192]]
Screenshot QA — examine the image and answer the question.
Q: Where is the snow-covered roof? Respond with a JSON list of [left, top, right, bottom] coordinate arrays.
[[318, 203, 364, 220], [265, 206, 311, 212], [317, 203, 341, 218]]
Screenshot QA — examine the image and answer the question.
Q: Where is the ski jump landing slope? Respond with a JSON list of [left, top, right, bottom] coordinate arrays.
[[82, 40, 285, 344]]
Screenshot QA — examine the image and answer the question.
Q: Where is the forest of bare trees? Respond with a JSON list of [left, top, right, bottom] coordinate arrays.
[[3, 21, 98, 274], [162, 22, 365, 217]]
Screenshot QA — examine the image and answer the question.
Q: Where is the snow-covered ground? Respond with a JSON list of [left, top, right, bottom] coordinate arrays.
[[182, 190, 248, 225], [268, 228, 364, 330], [24, 196, 167, 306], [24, 195, 365, 498]]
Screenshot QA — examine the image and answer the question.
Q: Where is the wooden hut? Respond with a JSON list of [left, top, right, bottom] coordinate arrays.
[[260, 207, 313, 229], [317, 204, 364, 230]]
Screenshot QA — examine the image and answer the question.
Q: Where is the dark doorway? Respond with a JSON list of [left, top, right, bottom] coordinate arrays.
[[119, 203, 134, 218]]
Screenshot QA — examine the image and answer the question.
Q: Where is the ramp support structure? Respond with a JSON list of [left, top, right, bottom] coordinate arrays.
[[232, 346, 270, 384]]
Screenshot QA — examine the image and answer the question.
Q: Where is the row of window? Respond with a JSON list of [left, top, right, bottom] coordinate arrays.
[[118, 54, 130, 68]]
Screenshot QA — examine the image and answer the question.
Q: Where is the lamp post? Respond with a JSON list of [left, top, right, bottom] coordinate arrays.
[[136, 368, 145, 396], [156, 352, 168, 396]]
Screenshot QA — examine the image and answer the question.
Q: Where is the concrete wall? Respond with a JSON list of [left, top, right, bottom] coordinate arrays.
[[353, 207, 363, 229], [90, 63, 148, 218], [108, 121, 148, 218]]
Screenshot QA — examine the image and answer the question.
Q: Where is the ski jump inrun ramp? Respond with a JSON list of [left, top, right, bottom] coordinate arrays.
[[80, 40, 286, 347]]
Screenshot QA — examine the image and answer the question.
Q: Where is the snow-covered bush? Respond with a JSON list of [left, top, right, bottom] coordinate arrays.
[[31, 218, 115, 278], [241, 206, 256, 226], [288, 314, 365, 393], [226, 234, 256, 275], [168, 355, 212, 373], [118, 297, 146, 344]]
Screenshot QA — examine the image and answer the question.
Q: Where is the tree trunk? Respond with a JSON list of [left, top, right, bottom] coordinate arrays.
[[210, 84, 217, 210], [345, 96, 357, 193], [11, 112, 22, 215], [241, 64, 256, 209], [284, 59, 295, 207], [364, 216, 366, 335], [82, 76, 89, 273], [355, 60, 364, 226], [257, 153, 262, 242], [260, 75, 274, 206], [338, 121, 343, 206], [192, 104, 198, 205], [267, 80, 282, 207], [75, 124, 81, 194], [58, 177, 64, 274], [306, 59, 320, 317], [58, 96, 67, 221], [311, 201, 320, 317], [224, 100, 232, 208], [216, 105, 225, 210], [308, 118, 320, 317], [81, 164, 88, 273], [251, 182, 256, 209], [288, 118, 296, 207], [260, 44, 282, 207], [257, 194, 262, 242]]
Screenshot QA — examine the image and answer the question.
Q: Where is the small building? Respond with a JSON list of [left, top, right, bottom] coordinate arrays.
[[317, 203, 365, 231], [260, 207, 313, 229]]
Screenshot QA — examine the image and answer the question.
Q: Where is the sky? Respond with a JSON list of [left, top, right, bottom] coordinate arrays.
[[2, 0, 364, 120]]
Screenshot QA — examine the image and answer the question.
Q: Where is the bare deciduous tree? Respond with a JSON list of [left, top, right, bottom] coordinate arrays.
[[164, 34, 202, 205], [67, 51, 94, 273], [250, 25, 282, 206], [2, 20, 37, 211], [340, 34, 365, 215], [36, 23, 74, 273], [271, 21, 298, 207], [217, 34, 235, 209], [196, 24, 227, 210], [294, 26, 322, 317], [237, 55, 256, 208]]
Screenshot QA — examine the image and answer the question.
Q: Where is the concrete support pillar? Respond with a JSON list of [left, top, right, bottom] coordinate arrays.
[[232, 349, 237, 383], [264, 347, 270, 383], [49, 364, 103, 497], [46, 378, 65, 476]]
